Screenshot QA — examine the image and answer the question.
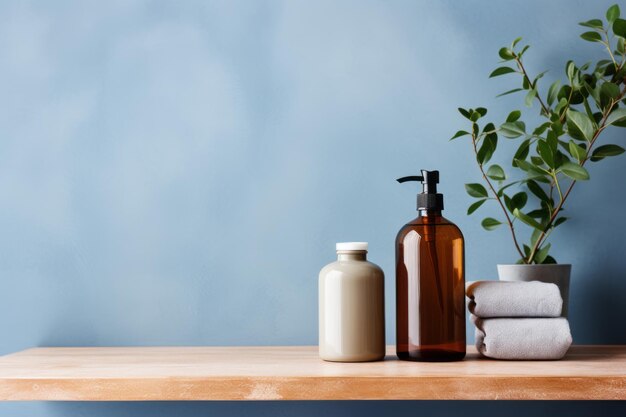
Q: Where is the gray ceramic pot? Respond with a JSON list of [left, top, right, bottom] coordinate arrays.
[[497, 264, 571, 317]]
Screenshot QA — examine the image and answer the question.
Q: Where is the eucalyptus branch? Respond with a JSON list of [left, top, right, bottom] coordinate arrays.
[[470, 130, 526, 260], [454, 4, 626, 265], [528, 87, 626, 261], [452, 5, 626, 264], [514, 56, 551, 116]]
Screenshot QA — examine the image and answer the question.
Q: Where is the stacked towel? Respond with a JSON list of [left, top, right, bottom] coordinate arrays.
[[467, 280, 563, 318], [466, 281, 573, 360]]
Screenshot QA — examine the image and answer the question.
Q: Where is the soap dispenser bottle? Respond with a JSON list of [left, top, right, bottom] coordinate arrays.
[[396, 170, 465, 361]]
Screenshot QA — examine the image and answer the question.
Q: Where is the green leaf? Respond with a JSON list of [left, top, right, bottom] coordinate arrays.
[[526, 179, 549, 201], [607, 4, 620, 23], [560, 161, 590, 180], [513, 208, 544, 230], [547, 80, 561, 106], [503, 194, 514, 213], [531, 156, 545, 166], [579, 19, 604, 29], [566, 61, 576, 81], [554, 149, 569, 169], [450, 130, 470, 140], [553, 217, 568, 227], [537, 140, 555, 168], [477, 133, 498, 164], [496, 88, 523, 98], [481, 217, 502, 231], [595, 58, 613, 67], [512, 139, 531, 165], [527, 208, 549, 219], [498, 47, 515, 60], [475, 107, 488, 117], [531, 228, 543, 245], [534, 243, 552, 264], [543, 255, 558, 264], [614, 18, 626, 37], [532, 174, 552, 183], [525, 88, 537, 107], [511, 37, 522, 48], [515, 158, 545, 175], [604, 63, 618, 78], [513, 159, 534, 171], [467, 199, 487, 215], [590, 82, 602, 105], [482, 122, 496, 134], [591, 144, 625, 161], [605, 108, 626, 126], [489, 66, 516, 77], [486, 164, 506, 181], [546, 129, 559, 151], [601, 82, 621, 101], [465, 183, 488, 198], [506, 110, 522, 123], [533, 122, 551, 136], [534, 70, 547, 82], [566, 109, 595, 140], [511, 191, 528, 210], [568, 140, 587, 162], [458, 108, 471, 119], [580, 31, 603, 42], [496, 180, 521, 197], [555, 97, 568, 114], [500, 121, 526, 138], [519, 44, 530, 57]]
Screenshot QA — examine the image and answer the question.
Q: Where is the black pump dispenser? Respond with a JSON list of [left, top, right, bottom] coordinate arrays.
[[397, 170, 444, 211]]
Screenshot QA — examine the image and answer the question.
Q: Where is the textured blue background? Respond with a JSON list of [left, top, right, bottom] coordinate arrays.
[[1, 0, 625, 415]]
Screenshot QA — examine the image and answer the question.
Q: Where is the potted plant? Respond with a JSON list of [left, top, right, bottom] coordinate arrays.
[[452, 4, 626, 316]]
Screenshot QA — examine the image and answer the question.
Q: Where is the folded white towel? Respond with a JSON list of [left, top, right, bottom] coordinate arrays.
[[466, 280, 562, 318], [472, 315, 572, 360]]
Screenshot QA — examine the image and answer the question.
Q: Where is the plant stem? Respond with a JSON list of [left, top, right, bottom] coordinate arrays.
[[527, 87, 626, 262], [553, 172, 564, 202], [602, 30, 617, 67], [514, 56, 551, 116], [471, 132, 526, 261]]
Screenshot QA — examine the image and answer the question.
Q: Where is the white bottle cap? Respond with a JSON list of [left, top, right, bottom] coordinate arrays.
[[336, 242, 368, 252]]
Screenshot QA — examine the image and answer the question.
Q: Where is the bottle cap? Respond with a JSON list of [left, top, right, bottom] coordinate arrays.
[[336, 242, 368, 252], [397, 169, 444, 211]]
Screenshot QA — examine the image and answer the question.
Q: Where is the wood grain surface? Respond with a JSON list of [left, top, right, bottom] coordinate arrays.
[[0, 346, 624, 401]]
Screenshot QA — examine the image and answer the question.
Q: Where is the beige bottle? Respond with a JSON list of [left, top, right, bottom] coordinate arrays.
[[318, 242, 385, 362]]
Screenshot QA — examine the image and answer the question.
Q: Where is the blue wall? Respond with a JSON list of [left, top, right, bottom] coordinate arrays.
[[1, 0, 625, 415]]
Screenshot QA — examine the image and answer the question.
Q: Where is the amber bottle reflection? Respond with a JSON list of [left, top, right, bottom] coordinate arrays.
[[396, 210, 466, 361]]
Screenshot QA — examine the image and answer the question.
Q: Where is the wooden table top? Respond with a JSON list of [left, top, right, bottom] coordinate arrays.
[[0, 345, 624, 401]]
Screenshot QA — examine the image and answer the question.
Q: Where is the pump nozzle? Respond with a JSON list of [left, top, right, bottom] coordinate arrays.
[[397, 170, 444, 211], [397, 175, 424, 183]]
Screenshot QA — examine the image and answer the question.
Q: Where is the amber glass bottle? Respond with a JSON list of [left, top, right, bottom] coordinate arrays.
[[396, 171, 465, 361]]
